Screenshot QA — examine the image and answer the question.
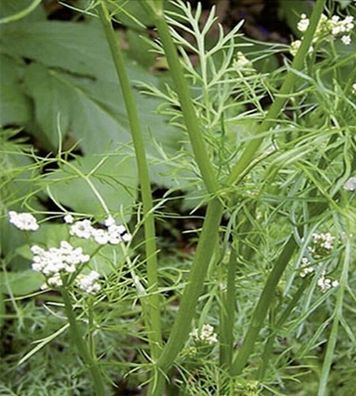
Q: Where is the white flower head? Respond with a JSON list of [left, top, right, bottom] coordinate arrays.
[[92, 228, 110, 245], [310, 232, 335, 258], [190, 324, 218, 345], [300, 257, 314, 278], [352, 84, 356, 95], [76, 271, 101, 294], [297, 13, 310, 32], [70, 219, 93, 239], [341, 35, 351, 45], [104, 216, 116, 227], [31, 241, 90, 287], [8, 211, 39, 231], [64, 214, 74, 224], [317, 271, 339, 293]]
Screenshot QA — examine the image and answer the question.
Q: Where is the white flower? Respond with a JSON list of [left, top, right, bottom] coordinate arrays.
[[300, 257, 314, 278], [76, 271, 101, 294], [297, 14, 309, 32], [64, 214, 74, 224], [317, 271, 339, 293], [121, 233, 132, 242], [70, 219, 93, 239], [31, 241, 90, 287], [190, 324, 218, 345], [8, 211, 39, 231], [329, 15, 354, 39], [106, 222, 131, 245], [341, 35, 351, 45], [309, 232, 335, 258], [47, 274, 63, 287], [104, 216, 115, 227], [69, 215, 131, 246], [290, 40, 301, 56], [352, 84, 356, 95], [344, 176, 356, 191], [92, 228, 110, 245]]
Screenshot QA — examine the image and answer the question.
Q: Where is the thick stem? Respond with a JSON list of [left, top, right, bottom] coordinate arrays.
[[98, 2, 162, 358], [148, 198, 224, 395], [227, 0, 327, 186], [151, 12, 219, 195], [61, 288, 105, 396]]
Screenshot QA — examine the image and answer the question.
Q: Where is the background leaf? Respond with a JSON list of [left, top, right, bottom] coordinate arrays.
[[0, 270, 44, 296], [45, 153, 138, 220], [0, 55, 31, 126]]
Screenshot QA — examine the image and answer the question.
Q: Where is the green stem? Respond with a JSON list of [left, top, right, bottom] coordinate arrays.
[[258, 279, 310, 379], [149, 8, 219, 195], [148, 198, 224, 395], [230, 235, 297, 376], [230, 193, 330, 376], [98, 1, 162, 358], [61, 288, 105, 396], [227, 0, 327, 186], [219, 247, 237, 368], [144, 0, 326, 389]]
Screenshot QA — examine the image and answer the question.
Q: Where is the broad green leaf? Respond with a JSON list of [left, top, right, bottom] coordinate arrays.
[[45, 153, 137, 220], [0, 270, 44, 296], [0, 55, 31, 126], [1, 20, 184, 187], [24, 63, 131, 151], [0, 21, 157, 83], [24, 63, 183, 186]]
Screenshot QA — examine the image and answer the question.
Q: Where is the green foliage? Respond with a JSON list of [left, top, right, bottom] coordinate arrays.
[[45, 153, 138, 220], [0, 270, 44, 296], [0, 0, 355, 395]]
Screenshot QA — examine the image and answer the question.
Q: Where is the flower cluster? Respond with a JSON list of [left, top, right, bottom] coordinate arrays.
[[308, 232, 335, 258], [317, 271, 339, 293], [300, 233, 338, 292], [291, 13, 354, 55], [300, 257, 314, 278], [69, 216, 131, 245], [8, 211, 39, 231], [190, 324, 218, 345], [32, 241, 90, 287], [76, 271, 101, 294]]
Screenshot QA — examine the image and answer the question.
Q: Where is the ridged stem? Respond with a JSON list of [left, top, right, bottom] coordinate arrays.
[[149, 10, 219, 194], [98, 1, 162, 358], [149, 198, 224, 395]]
